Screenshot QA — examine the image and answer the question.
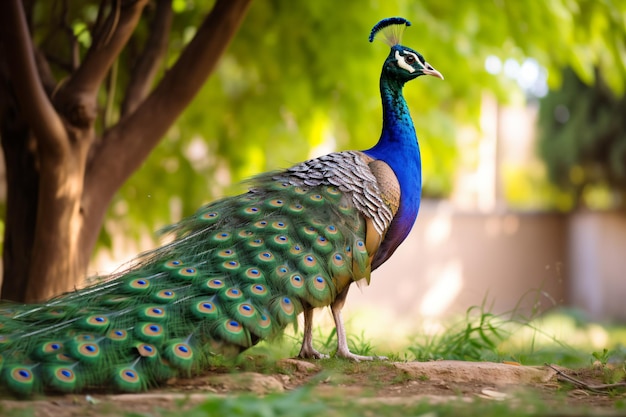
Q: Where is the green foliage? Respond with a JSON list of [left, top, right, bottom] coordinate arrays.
[[537, 68, 626, 209], [135, 390, 551, 417], [84, 0, 625, 239], [592, 348, 612, 366], [408, 305, 508, 361], [182, 387, 327, 417], [592, 347, 626, 384]]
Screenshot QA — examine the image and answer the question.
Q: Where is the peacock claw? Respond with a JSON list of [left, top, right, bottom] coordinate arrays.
[[298, 347, 330, 360]]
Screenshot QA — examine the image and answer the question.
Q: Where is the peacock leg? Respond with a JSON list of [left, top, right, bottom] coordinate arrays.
[[298, 306, 329, 359], [332, 285, 387, 361]]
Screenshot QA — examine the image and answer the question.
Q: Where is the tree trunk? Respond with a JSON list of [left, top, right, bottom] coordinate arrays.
[[24, 129, 92, 302], [0, 122, 38, 301], [0, 0, 252, 302]]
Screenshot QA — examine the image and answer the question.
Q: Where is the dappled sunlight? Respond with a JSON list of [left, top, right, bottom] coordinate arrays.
[[424, 209, 452, 246], [500, 311, 624, 357], [420, 259, 463, 317], [306, 110, 337, 159], [184, 136, 211, 171]]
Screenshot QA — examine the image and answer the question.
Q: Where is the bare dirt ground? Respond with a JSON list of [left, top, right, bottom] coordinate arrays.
[[1, 359, 624, 417]]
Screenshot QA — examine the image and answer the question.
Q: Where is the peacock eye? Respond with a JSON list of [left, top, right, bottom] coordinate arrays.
[[405, 55, 416, 64]]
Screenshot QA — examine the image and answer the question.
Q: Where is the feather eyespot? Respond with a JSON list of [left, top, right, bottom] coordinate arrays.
[[137, 343, 158, 357], [178, 267, 198, 278], [200, 211, 219, 222], [290, 274, 304, 288], [248, 238, 264, 248], [108, 329, 128, 341], [250, 284, 268, 296], [170, 342, 194, 360], [137, 323, 164, 340], [153, 289, 176, 302], [315, 236, 330, 247], [244, 268, 263, 280], [312, 276, 327, 291], [42, 341, 63, 353], [279, 297, 295, 315], [176, 344, 191, 354], [254, 220, 268, 228], [128, 278, 150, 290], [268, 199, 284, 207], [11, 367, 33, 382], [273, 235, 289, 245], [218, 249, 236, 258], [225, 288, 244, 300], [55, 368, 75, 382], [257, 314, 271, 327], [238, 303, 256, 317], [78, 342, 100, 356], [289, 244, 303, 255], [224, 320, 243, 333], [275, 265, 289, 277], [205, 278, 225, 290], [302, 254, 317, 267], [257, 251, 275, 262], [164, 260, 183, 268], [213, 232, 231, 242], [222, 260, 240, 270], [117, 368, 140, 383], [85, 315, 109, 326], [194, 300, 219, 318], [272, 221, 287, 230]]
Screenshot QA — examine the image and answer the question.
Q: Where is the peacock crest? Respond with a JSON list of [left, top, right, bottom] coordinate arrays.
[[368, 17, 411, 46]]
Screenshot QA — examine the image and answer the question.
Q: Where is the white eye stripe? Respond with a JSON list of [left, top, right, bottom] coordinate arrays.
[[395, 50, 415, 73], [405, 51, 424, 68], [395, 50, 425, 73]]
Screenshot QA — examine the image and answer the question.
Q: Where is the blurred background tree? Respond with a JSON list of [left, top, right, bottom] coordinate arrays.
[[0, 0, 624, 301], [116, 0, 626, 222], [538, 68, 626, 210]]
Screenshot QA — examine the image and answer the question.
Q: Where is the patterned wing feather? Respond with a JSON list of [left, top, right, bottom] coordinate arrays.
[[0, 151, 395, 394]]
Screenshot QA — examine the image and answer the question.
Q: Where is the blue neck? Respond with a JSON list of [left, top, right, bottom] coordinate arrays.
[[364, 76, 422, 268]]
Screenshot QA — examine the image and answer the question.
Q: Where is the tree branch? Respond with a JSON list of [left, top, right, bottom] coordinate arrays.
[[0, 0, 68, 156], [63, 0, 148, 97], [34, 47, 57, 94], [121, 0, 173, 116], [80, 0, 252, 262]]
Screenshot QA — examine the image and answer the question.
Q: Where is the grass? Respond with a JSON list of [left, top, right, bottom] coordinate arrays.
[[241, 298, 626, 375], [148, 388, 554, 417], [2, 302, 625, 417], [191, 302, 626, 417], [178, 305, 625, 417]]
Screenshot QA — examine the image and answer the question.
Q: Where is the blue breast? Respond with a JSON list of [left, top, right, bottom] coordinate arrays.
[[363, 77, 422, 269]]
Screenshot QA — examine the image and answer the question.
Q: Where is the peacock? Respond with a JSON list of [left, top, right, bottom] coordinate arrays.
[[0, 17, 443, 395]]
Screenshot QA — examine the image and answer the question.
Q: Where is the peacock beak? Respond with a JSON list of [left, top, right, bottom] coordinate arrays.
[[423, 63, 444, 80]]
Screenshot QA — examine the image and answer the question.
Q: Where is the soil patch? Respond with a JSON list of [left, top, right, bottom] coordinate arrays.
[[0, 360, 623, 416]]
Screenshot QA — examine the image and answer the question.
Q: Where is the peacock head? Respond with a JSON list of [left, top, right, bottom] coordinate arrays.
[[369, 17, 443, 83]]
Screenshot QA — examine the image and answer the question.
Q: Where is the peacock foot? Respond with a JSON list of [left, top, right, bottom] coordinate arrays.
[[298, 345, 330, 360], [335, 348, 388, 362]]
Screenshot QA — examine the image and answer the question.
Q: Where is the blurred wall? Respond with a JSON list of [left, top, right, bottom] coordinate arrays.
[[346, 203, 626, 331], [346, 201, 569, 332], [569, 211, 626, 322]]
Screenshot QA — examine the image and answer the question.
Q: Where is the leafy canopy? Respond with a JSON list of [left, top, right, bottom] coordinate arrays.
[[99, 0, 625, 239]]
